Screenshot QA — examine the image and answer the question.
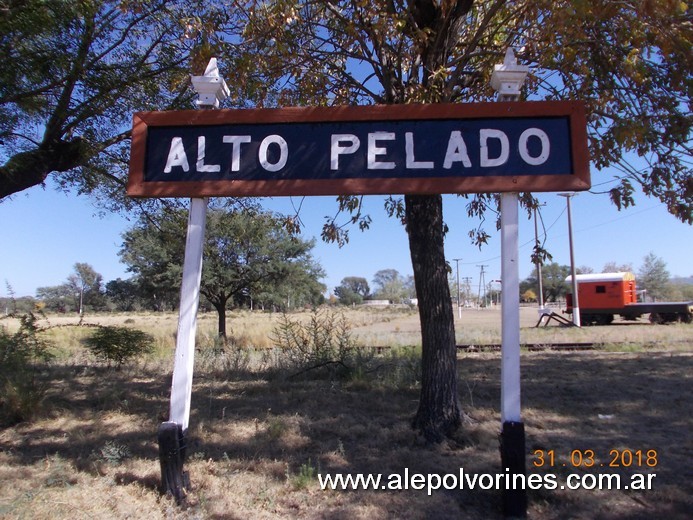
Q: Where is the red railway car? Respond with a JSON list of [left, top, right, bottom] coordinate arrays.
[[565, 272, 692, 325]]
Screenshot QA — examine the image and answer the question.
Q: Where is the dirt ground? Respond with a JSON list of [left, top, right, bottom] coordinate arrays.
[[0, 309, 691, 519]]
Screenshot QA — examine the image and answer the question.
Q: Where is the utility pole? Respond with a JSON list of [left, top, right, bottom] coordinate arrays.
[[477, 264, 488, 307], [462, 277, 472, 307], [453, 258, 462, 318], [491, 280, 502, 307], [558, 193, 580, 327]]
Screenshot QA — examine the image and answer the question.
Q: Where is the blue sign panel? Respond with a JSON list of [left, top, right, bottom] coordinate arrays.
[[144, 117, 572, 183]]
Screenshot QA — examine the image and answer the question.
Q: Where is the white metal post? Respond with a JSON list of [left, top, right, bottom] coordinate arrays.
[[169, 197, 208, 430], [158, 58, 229, 502], [566, 195, 580, 326], [559, 193, 581, 327], [491, 48, 528, 519], [500, 193, 521, 423]]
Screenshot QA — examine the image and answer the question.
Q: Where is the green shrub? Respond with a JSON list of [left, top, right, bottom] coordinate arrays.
[[92, 441, 132, 466], [290, 459, 318, 490], [270, 310, 374, 380], [268, 311, 421, 387], [0, 313, 53, 425], [83, 326, 154, 368]]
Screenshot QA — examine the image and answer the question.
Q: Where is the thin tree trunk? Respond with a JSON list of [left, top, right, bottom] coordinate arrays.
[[212, 300, 228, 338], [405, 194, 462, 442]]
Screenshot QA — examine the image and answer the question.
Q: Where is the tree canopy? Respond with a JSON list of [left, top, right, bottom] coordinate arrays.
[[220, 0, 691, 228], [638, 252, 671, 301], [120, 206, 325, 337], [1, 1, 690, 223], [219, 2, 691, 439], [334, 276, 370, 305], [0, 0, 225, 207], [36, 262, 105, 313]]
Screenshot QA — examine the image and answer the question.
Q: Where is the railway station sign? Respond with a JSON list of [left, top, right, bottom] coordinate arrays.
[[127, 101, 590, 198]]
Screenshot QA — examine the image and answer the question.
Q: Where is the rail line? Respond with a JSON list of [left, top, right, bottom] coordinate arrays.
[[456, 342, 597, 351], [361, 343, 599, 353]]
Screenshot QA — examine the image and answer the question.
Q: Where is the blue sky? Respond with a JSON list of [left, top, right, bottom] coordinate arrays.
[[0, 173, 691, 299]]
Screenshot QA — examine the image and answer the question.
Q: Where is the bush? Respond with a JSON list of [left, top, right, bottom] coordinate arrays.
[[0, 313, 53, 425], [269, 310, 373, 380], [83, 326, 154, 368]]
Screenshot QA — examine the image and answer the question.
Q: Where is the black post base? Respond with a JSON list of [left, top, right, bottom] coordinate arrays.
[[158, 421, 189, 503], [499, 421, 527, 518]]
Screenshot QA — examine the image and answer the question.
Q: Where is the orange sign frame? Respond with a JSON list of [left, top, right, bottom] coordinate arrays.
[[127, 101, 590, 198]]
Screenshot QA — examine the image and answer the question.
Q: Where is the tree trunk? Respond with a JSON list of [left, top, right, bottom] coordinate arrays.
[[213, 300, 228, 338], [405, 194, 462, 442]]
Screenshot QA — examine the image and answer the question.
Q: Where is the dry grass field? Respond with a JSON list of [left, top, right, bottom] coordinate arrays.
[[0, 306, 691, 519]]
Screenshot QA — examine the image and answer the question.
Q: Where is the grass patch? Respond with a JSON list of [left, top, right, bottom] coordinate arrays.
[[0, 308, 690, 518]]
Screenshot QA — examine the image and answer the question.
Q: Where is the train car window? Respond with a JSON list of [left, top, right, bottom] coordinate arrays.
[[595, 285, 606, 293]]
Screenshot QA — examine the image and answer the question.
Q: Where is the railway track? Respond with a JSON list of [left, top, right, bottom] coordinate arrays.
[[456, 342, 597, 351], [361, 343, 599, 353]]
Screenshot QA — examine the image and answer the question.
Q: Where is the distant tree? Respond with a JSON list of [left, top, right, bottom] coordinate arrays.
[[334, 276, 370, 306], [1, 283, 35, 315], [576, 266, 594, 274], [105, 278, 141, 312], [372, 269, 409, 303], [121, 207, 325, 337], [344, 277, 371, 298], [333, 286, 362, 306], [602, 262, 634, 273], [248, 233, 326, 312], [542, 263, 572, 302], [3, 282, 17, 315], [35, 284, 73, 312], [35, 262, 104, 313], [67, 263, 105, 314], [668, 277, 693, 302], [638, 253, 670, 301], [671, 283, 693, 301]]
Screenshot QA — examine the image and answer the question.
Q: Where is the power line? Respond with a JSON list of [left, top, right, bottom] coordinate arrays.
[[458, 202, 661, 267]]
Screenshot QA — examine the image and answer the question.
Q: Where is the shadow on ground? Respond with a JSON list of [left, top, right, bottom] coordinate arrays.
[[0, 351, 691, 519]]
